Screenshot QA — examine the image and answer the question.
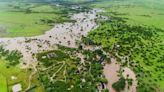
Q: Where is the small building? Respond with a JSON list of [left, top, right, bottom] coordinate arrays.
[[11, 76, 17, 80], [99, 56, 105, 64], [12, 84, 22, 92], [47, 53, 56, 59]]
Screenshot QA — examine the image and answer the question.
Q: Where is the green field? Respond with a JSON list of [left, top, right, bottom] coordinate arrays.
[[0, 2, 73, 37], [92, 0, 164, 29], [0, 74, 7, 92], [0, 59, 44, 92]]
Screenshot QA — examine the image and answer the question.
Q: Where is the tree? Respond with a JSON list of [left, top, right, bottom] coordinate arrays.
[[112, 77, 126, 92], [25, 8, 32, 14]]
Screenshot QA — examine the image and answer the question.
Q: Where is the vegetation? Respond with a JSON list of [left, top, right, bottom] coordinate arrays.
[[36, 45, 108, 92], [112, 77, 126, 92], [0, 0, 164, 92], [91, 0, 164, 30], [82, 0, 164, 91], [83, 17, 164, 91], [0, 46, 22, 65], [0, 74, 7, 92], [0, 45, 43, 92], [0, 59, 44, 92], [0, 2, 78, 37]]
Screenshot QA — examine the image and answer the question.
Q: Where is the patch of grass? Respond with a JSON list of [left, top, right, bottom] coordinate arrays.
[[0, 74, 7, 92]]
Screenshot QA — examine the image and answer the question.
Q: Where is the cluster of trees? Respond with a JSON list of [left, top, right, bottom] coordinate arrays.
[[112, 77, 126, 92], [36, 45, 109, 92], [0, 46, 23, 66], [112, 76, 133, 92], [82, 13, 164, 91], [37, 50, 69, 67]]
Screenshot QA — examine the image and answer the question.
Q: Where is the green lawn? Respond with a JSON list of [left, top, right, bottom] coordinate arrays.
[[0, 74, 7, 92]]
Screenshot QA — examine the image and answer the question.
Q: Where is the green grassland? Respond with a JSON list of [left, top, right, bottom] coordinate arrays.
[[0, 2, 74, 37], [92, 0, 164, 29]]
